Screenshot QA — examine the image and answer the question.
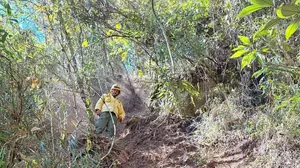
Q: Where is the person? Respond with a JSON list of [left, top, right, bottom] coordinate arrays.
[[94, 84, 125, 138]]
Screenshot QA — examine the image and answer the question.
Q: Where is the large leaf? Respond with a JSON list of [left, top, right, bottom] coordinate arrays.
[[250, 0, 273, 6], [285, 17, 300, 40], [262, 18, 281, 31], [254, 18, 281, 37], [279, 4, 300, 18], [276, 8, 288, 18], [295, 0, 300, 5], [241, 51, 256, 70], [238, 36, 250, 45], [238, 5, 265, 18], [230, 49, 248, 58], [232, 45, 246, 51], [5, 2, 11, 16]]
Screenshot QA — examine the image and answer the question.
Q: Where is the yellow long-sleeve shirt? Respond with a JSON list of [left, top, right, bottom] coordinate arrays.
[[94, 93, 125, 121]]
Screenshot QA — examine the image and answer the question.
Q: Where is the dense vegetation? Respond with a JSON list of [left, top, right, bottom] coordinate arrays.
[[1, 0, 300, 167]]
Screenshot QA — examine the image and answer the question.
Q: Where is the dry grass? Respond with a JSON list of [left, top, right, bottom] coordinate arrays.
[[191, 90, 300, 167]]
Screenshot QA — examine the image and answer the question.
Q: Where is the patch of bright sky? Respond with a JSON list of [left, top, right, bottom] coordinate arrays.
[[0, 1, 45, 43]]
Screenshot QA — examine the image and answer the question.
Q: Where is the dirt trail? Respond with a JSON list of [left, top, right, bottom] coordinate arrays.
[[113, 113, 198, 168], [74, 77, 256, 168], [100, 78, 198, 167]]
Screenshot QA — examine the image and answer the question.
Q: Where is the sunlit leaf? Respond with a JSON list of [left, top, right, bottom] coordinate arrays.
[[276, 8, 287, 18], [86, 138, 91, 151], [238, 36, 250, 45], [106, 30, 113, 36], [250, 0, 273, 6], [82, 40, 88, 47], [181, 80, 200, 97], [116, 23, 121, 29], [232, 45, 246, 51], [238, 5, 265, 18], [230, 49, 248, 58], [121, 51, 128, 61], [262, 48, 269, 52], [138, 70, 143, 77], [49, 14, 53, 22], [241, 51, 256, 70], [285, 17, 300, 40], [86, 98, 91, 106]]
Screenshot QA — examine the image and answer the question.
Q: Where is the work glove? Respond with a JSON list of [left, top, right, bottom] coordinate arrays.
[[118, 117, 124, 123], [94, 109, 101, 115]]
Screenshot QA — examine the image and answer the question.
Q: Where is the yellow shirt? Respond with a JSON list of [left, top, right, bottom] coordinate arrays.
[[94, 93, 125, 121]]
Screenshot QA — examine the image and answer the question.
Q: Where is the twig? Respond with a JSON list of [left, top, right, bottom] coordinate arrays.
[[151, 0, 175, 73]]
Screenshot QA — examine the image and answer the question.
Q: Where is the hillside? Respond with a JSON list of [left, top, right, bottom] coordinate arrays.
[[1, 0, 300, 167]]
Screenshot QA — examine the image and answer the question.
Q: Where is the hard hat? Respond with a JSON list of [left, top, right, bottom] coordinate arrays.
[[111, 84, 121, 91]]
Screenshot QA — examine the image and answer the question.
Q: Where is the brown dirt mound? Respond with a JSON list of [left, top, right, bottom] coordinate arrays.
[[115, 113, 199, 168], [74, 113, 199, 168]]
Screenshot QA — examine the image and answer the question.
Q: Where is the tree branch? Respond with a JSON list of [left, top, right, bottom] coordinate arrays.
[[151, 0, 175, 73]]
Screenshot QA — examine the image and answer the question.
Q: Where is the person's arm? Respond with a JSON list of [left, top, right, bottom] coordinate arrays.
[[117, 102, 125, 123], [94, 95, 105, 115]]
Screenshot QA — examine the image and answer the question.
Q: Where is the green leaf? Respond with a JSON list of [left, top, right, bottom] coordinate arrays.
[[121, 51, 127, 61], [262, 18, 281, 31], [86, 98, 91, 106], [256, 52, 265, 66], [49, 14, 53, 22], [181, 80, 200, 97], [5, 3, 11, 15], [279, 4, 300, 18], [241, 51, 256, 70], [238, 5, 265, 18], [238, 36, 250, 45], [262, 48, 269, 53], [276, 8, 287, 18], [82, 40, 88, 47], [138, 70, 143, 77], [252, 69, 265, 78], [9, 18, 18, 23], [250, 0, 273, 6], [254, 18, 281, 38], [230, 49, 248, 58], [232, 45, 246, 51], [116, 23, 121, 29], [295, 0, 300, 5], [0, 29, 8, 43], [285, 17, 300, 40]]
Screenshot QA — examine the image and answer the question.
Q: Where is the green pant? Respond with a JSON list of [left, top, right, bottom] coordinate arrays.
[[95, 112, 117, 137]]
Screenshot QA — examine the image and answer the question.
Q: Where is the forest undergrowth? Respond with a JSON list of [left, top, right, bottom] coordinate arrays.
[[1, 0, 300, 167]]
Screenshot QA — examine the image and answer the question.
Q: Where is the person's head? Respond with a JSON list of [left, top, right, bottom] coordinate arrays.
[[110, 84, 121, 97]]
